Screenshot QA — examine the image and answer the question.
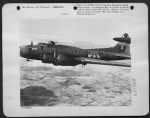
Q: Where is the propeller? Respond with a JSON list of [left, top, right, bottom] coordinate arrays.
[[53, 48, 59, 64], [31, 40, 33, 46], [54, 48, 57, 59]]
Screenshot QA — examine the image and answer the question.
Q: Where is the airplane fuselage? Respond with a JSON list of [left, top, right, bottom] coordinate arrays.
[[20, 44, 130, 66], [20, 33, 131, 66]]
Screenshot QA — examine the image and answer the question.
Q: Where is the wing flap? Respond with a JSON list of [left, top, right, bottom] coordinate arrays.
[[75, 57, 131, 67]]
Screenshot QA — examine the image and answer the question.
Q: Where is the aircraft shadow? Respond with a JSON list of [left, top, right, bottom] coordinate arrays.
[[20, 86, 58, 106]]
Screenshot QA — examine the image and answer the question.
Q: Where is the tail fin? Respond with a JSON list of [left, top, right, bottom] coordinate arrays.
[[88, 33, 131, 57], [112, 42, 130, 55], [112, 33, 131, 56]]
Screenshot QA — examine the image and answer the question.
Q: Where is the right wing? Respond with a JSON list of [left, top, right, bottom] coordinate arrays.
[[75, 57, 131, 67]]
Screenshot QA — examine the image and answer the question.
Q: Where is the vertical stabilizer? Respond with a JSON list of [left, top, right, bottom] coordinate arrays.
[[112, 33, 131, 56]]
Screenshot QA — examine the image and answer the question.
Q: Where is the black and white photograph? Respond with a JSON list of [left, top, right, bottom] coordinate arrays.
[[3, 3, 149, 116], [20, 20, 132, 107]]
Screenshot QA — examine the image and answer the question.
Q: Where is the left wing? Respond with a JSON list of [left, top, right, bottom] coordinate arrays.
[[75, 57, 131, 67]]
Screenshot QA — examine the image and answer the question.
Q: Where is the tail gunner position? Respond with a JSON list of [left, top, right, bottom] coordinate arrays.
[[20, 33, 131, 67]]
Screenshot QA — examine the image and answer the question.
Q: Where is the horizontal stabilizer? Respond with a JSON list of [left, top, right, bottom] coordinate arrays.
[[113, 33, 131, 44]]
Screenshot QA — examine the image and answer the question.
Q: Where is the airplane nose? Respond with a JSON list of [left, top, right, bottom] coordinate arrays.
[[20, 46, 23, 57], [20, 46, 32, 58], [20, 46, 25, 57]]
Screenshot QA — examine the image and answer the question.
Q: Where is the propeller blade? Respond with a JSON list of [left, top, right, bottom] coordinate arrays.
[[54, 48, 56, 59], [31, 41, 33, 46]]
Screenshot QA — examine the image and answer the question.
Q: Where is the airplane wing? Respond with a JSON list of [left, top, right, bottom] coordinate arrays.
[[75, 57, 131, 67]]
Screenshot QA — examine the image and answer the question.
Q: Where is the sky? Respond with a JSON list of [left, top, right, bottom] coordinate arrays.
[[19, 18, 135, 48], [2, 3, 148, 67], [3, 3, 148, 62], [18, 3, 148, 49]]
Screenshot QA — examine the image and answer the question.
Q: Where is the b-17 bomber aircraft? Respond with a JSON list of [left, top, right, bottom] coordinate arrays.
[[20, 33, 131, 67]]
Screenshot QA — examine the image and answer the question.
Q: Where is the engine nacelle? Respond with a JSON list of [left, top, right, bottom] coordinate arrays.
[[41, 53, 81, 66], [53, 54, 79, 66], [41, 53, 55, 63]]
